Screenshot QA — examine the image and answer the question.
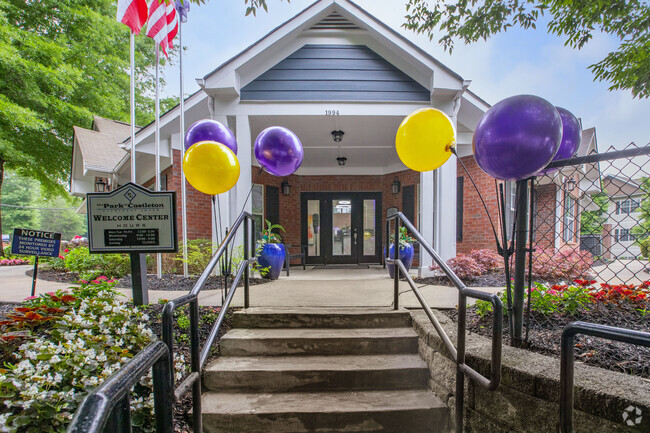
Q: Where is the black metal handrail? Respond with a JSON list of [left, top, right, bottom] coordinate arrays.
[[559, 321, 650, 433], [161, 210, 255, 433], [67, 341, 173, 433], [385, 212, 503, 433]]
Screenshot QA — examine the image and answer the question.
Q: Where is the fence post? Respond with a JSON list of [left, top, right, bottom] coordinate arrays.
[[513, 178, 530, 347]]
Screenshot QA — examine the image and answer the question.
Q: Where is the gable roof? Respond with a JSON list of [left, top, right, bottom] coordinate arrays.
[[73, 116, 133, 173]]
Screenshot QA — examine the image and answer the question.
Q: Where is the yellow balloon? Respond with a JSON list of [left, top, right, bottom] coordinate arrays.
[[183, 141, 240, 195], [395, 108, 456, 172]]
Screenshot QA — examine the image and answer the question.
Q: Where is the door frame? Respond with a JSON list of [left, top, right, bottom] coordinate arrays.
[[301, 192, 382, 265]]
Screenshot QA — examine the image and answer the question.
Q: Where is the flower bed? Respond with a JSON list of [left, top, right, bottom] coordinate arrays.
[[462, 279, 649, 377], [0, 259, 29, 266], [0, 278, 225, 432]]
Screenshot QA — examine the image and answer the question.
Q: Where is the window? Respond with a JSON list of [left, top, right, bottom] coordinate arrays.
[[616, 198, 640, 214], [615, 229, 634, 242], [251, 184, 264, 241], [563, 194, 576, 242]]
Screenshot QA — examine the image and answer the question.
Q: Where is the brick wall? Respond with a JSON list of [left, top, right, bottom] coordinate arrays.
[[456, 156, 502, 254], [534, 183, 558, 251]]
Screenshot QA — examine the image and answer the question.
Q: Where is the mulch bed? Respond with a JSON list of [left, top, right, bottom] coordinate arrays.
[[26, 269, 270, 291], [443, 303, 650, 378]]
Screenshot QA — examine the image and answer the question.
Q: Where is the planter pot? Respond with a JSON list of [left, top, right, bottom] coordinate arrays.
[[257, 243, 285, 280], [386, 243, 414, 279]]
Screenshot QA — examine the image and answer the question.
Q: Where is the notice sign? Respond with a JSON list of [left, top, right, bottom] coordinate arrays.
[[11, 229, 61, 257], [87, 182, 177, 254]]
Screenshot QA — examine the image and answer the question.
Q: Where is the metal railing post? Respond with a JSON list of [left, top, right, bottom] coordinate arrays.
[[152, 349, 173, 433], [455, 291, 467, 433], [393, 218, 400, 310], [189, 298, 202, 432], [244, 217, 250, 309]]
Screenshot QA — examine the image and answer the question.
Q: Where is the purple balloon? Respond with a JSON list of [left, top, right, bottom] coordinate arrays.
[[185, 119, 237, 155], [551, 107, 581, 161], [254, 127, 304, 177], [473, 95, 562, 181]]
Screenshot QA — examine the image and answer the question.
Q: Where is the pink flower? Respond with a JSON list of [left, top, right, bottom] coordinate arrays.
[[64, 249, 69, 253], [58, 255, 64, 260], [24, 296, 37, 301]]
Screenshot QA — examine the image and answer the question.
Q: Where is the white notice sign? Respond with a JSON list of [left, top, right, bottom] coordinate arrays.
[[87, 182, 178, 253]]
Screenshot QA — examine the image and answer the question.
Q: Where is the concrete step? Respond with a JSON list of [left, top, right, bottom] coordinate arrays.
[[203, 354, 429, 393], [202, 389, 449, 433], [219, 327, 419, 357], [232, 307, 412, 329]]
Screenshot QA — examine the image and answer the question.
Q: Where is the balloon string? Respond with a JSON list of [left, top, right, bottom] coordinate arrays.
[[452, 148, 502, 251]]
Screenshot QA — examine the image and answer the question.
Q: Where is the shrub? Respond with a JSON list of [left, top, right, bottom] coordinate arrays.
[[174, 239, 213, 275], [63, 247, 130, 280], [529, 282, 593, 316], [431, 253, 485, 279], [531, 247, 594, 281], [469, 249, 503, 272]]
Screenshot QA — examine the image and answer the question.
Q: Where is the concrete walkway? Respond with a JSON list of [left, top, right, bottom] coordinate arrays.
[[0, 264, 502, 309]]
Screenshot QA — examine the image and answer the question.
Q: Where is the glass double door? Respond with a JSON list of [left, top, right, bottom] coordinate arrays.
[[301, 192, 382, 265]]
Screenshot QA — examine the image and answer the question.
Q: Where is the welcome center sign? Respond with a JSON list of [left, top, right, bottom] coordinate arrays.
[[87, 182, 178, 254]]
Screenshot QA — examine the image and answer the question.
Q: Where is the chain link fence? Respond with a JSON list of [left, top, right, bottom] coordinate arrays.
[[523, 143, 650, 376]]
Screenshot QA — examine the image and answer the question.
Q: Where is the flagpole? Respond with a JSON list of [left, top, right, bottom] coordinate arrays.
[[155, 45, 162, 279], [179, 20, 189, 277], [130, 32, 136, 183]]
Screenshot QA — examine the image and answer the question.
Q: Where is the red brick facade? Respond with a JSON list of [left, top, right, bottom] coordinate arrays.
[[456, 156, 503, 254]]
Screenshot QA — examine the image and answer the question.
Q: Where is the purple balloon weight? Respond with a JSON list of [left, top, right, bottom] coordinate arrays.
[[254, 127, 304, 177], [473, 95, 562, 181], [551, 107, 581, 161], [185, 119, 237, 155]]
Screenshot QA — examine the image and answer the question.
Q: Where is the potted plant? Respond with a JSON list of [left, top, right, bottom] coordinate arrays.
[[257, 220, 286, 279], [386, 226, 416, 279]]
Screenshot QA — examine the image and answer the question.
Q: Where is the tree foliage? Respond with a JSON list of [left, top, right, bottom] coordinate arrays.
[[403, 0, 650, 98], [580, 191, 609, 235]]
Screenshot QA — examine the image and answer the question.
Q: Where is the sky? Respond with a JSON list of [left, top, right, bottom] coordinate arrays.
[[159, 0, 650, 151]]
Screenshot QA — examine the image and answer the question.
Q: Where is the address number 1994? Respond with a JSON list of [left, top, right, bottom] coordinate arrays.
[[325, 110, 340, 116]]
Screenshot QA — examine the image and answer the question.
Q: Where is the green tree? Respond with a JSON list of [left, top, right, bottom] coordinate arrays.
[[402, 0, 650, 98], [38, 195, 88, 240], [0, 0, 172, 255], [580, 191, 609, 235], [1, 173, 40, 233]]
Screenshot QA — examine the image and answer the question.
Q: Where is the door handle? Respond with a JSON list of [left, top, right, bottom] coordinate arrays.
[[353, 230, 357, 244]]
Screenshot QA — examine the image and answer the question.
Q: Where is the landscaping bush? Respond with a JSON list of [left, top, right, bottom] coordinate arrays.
[[63, 247, 130, 280], [469, 249, 503, 272], [430, 253, 484, 279], [531, 247, 594, 281], [173, 239, 213, 275]]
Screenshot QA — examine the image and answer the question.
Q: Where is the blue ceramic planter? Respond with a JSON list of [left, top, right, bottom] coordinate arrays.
[[257, 243, 286, 280], [386, 243, 414, 279]]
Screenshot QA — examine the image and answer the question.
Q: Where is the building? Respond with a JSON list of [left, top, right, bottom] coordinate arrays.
[[70, 0, 595, 274]]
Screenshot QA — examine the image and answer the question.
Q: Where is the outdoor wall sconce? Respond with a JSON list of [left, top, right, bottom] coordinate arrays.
[[95, 178, 107, 192], [391, 177, 401, 194], [564, 177, 577, 192], [337, 157, 347, 166], [281, 178, 291, 195], [331, 130, 344, 142]]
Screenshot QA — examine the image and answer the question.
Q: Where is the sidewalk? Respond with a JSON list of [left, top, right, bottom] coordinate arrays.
[[0, 264, 502, 309]]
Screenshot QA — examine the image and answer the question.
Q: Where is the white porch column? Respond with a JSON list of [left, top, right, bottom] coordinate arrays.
[[232, 115, 253, 240], [419, 170, 435, 276], [435, 157, 457, 261], [211, 115, 231, 246]]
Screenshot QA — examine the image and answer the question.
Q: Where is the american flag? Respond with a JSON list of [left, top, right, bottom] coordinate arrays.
[[146, 0, 179, 56], [116, 0, 148, 34]]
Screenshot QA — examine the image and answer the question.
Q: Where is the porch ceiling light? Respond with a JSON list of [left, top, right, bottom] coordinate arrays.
[[281, 178, 290, 195], [337, 157, 347, 166], [331, 130, 344, 142], [391, 177, 401, 194]]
